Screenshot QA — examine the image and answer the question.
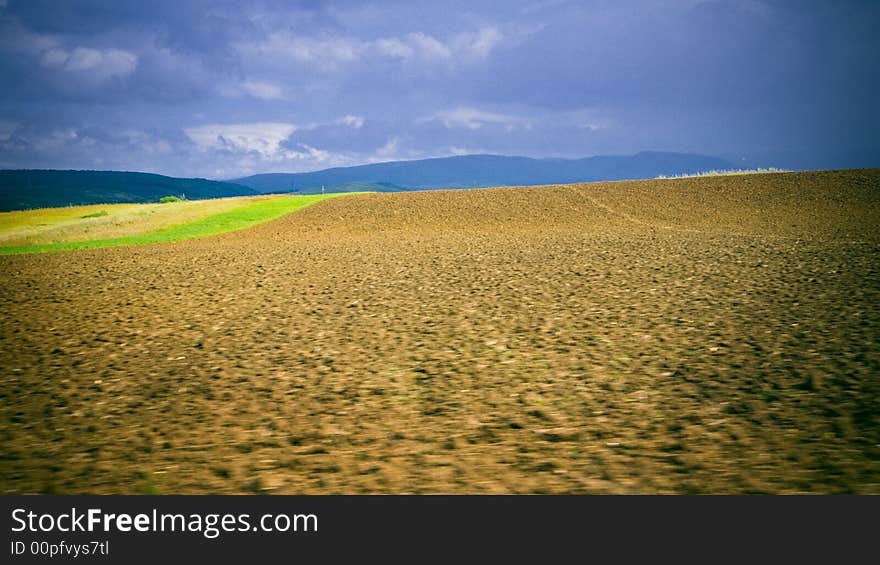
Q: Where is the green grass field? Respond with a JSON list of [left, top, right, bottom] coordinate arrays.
[[0, 193, 351, 255]]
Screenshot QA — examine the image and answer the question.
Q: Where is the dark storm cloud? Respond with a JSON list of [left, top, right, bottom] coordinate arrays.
[[0, 0, 877, 177]]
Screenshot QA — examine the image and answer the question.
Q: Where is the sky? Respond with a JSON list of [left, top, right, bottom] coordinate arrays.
[[0, 0, 877, 179]]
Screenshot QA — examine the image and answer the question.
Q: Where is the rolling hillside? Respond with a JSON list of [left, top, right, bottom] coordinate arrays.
[[233, 151, 737, 193], [0, 169, 258, 211], [2, 169, 877, 494]]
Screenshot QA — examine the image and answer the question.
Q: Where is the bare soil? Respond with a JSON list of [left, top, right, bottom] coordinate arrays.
[[1, 169, 878, 494]]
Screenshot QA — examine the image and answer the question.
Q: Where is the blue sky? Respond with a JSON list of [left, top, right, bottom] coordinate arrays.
[[0, 0, 877, 179]]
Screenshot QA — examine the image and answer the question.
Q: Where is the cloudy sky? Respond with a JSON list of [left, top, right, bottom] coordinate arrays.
[[0, 0, 877, 179]]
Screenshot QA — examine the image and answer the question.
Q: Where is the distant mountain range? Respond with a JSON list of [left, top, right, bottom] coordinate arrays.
[[0, 170, 256, 212], [0, 152, 738, 211], [232, 151, 737, 194]]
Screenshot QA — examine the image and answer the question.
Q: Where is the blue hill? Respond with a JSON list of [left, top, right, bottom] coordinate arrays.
[[233, 151, 737, 193]]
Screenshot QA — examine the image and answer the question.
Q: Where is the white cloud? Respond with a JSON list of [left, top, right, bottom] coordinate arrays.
[[30, 128, 79, 151], [184, 122, 298, 157], [238, 27, 504, 70], [297, 143, 332, 162], [119, 130, 174, 154], [418, 105, 609, 139], [335, 115, 365, 129], [450, 27, 504, 60], [239, 33, 361, 70], [41, 48, 68, 66], [240, 80, 286, 100], [373, 37, 414, 60], [184, 116, 370, 163], [392, 32, 452, 60], [40, 46, 137, 80], [187, 131, 419, 177], [373, 28, 502, 62], [201, 143, 351, 178], [420, 107, 530, 130], [375, 137, 401, 159]]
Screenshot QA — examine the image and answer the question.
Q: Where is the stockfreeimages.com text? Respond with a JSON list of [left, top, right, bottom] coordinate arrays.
[[11, 508, 317, 539]]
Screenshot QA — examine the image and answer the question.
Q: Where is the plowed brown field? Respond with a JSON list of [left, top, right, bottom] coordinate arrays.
[[1, 169, 878, 494]]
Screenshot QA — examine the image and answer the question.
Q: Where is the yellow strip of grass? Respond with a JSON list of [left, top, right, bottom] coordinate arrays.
[[0, 194, 354, 255], [0, 195, 278, 246]]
